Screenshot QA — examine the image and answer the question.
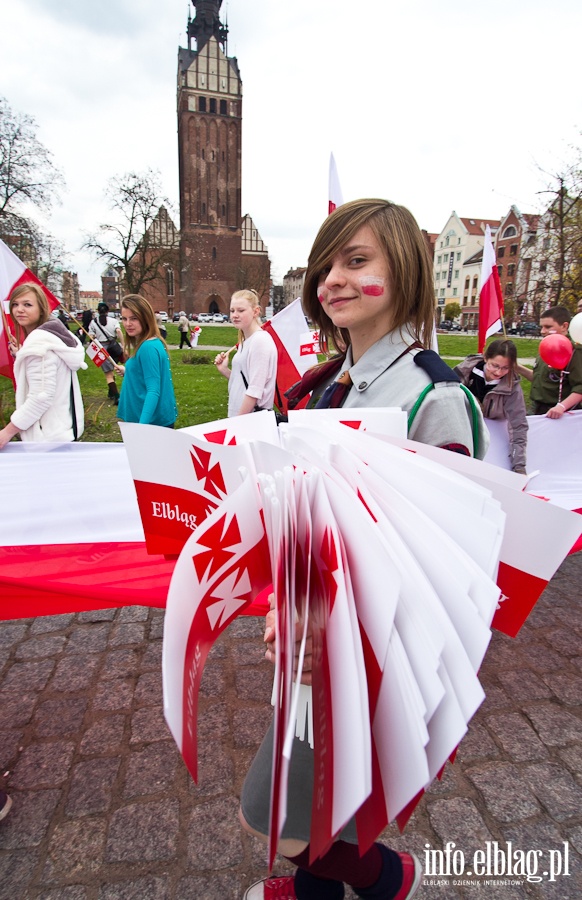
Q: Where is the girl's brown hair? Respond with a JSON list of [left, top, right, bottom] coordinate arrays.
[[9, 282, 51, 342], [121, 294, 165, 355], [303, 199, 436, 353], [484, 338, 518, 387]]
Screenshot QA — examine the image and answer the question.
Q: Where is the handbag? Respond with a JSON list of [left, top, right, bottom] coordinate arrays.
[[94, 320, 124, 363]]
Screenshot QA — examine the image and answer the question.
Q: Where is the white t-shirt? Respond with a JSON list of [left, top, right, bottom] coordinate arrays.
[[228, 330, 277, 417]]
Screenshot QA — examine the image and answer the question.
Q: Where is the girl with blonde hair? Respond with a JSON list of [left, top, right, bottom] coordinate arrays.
[[214, 289, 277, 416]]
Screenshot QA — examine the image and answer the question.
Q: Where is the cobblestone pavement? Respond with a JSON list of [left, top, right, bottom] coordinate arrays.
[[0, 553, 581, 899]]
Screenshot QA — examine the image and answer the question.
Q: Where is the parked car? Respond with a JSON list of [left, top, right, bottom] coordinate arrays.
[[173, 313, 180, 322], [158, 311, 168, 322], [439, 320, 461, 331], [518, 322, 541, 337], [198, 313, 212, 323], [212, 313, 224, 323]]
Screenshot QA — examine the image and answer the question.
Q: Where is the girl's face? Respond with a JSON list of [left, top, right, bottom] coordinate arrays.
[[121, 308, 143, 338], [230, 297, 260, 332], [484, 354, 510, 381], [316, 225, 393, 340], [10, 291, 42, 334]]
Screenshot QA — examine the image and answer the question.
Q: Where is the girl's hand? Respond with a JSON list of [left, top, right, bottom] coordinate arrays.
[[264, 593, 313, 685], [114, 364, 125, 376], [8, 334, 19, 358], [214, 351, 230, 376]]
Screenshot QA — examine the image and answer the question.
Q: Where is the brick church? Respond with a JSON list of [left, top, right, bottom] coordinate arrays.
[[176, 0, 271, 317]]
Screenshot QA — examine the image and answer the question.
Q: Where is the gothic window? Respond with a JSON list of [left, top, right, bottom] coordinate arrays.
[[212, 246, 217, 259], [220, 99, 227, 115], [199, 97, 206, 112], [210, 98, 217, 113], [166, 267, 175, 297]]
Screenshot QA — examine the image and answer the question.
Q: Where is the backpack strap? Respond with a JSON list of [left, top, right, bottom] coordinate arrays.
[[408, 349, 482, 457]]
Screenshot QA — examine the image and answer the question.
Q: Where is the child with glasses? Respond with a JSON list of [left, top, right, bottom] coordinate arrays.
[[455, 339, 528, 473]]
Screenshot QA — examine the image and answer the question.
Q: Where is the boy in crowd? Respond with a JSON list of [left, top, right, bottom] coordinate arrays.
[[517, 306, 582, 416]]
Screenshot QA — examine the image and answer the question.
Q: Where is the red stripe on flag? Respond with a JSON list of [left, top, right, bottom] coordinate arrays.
[[262, 320, 310, 413], [492, 560, 549, 637]]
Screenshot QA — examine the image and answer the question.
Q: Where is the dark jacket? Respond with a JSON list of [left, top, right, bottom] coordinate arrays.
[[455, 355, 528, 471]]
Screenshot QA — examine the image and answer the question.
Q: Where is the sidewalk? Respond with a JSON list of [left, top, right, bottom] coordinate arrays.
[[0, 554, 581, 898]]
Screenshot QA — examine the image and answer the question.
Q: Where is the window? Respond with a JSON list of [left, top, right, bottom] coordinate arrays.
[[221, 204, 226, 217], [437, 255, 442, 264], [220, 99, 227, 115], [456, 252, 461, 261], [453, 288, 458, 297], [166, 267, 175, 297], [506, 282, 514, 296], [539, 261, 547, 273], [507, 264, 515, 277], [202, 202, 206, 215], [454, 270, 459, 279], [497, 265, 503, 277], [510, 244, 518, 256], [502, 225, 517, 238], [445, 236, 450, 247], [436, 272, 440, 281], [464, 277, 470, 289], [472, 276, 478, 289], [497, 246, 505, 258], [198, 97, 206, 112], [212, 246, 217, 259], [443, 253, 448, 262], [543, 237, 551, 251], [209, 98, 217, 113], [439, 288, 445, 297]]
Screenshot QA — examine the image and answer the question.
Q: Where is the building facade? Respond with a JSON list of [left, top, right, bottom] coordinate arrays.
[[494, 205, 538, 323], [433, 212, 500, 326], [176, 1, 270, 316]]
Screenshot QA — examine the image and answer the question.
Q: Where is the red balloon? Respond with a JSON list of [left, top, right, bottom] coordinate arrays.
[[539, 333, 573, 370]]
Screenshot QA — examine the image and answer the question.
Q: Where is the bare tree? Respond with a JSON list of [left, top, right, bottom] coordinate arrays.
[[83, 170, 178, 295], [527, 149, 582, 313], [0, 96, 65, 221]]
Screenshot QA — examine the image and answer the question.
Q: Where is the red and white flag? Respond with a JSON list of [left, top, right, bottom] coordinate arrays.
[[478, 225, 504, 353], [328, 152, 344, 215], [262, 298, 318, 413], [85, 339, 109, 368], [0, 238, 61, 381]]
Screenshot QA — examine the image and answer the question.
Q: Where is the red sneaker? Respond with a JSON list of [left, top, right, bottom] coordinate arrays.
[[392, 853, 421, 900], [244, 875, 296, 899]]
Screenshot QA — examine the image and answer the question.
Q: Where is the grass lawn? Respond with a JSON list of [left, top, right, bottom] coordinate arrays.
[[0, 327, 537, 441]]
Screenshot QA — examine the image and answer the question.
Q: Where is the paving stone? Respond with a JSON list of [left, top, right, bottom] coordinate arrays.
[[39, 887, 88, 900], [524, 702, 582, 745], [93, 676, 135, 712], [456, 724, 500, 763], [141, 641, 162, 671], [496, 669, 553, 702], [0, 789, 60, 849], [187, 796, 244, 868], [33, 697, 88, 738], [15, 634, 67, 659], [80, 714, 126, 756], [0, 728, 23, 769], [518, 644, 566, 672], [197, 701, 229, 740], [117, 606, 149, 623], [148, 617, 165, 640], [105, 800, 179, 863], [557, 745, 582, 779], [67, 624, 111, 654], [49, 655, 100, 692], [0, 622, 29, 647], [122, 743, 179, 799], [199, 662, 226, 698], [486, 712, 549, 761], [235, 663, 275, 702], [77, 609, 117, 623], [66, 757, 121, 816], [425, 797, 493, 851], [187, 737, 233, 799], [465, 764, 541, 822], [101, 647, 141, 679], [98, 876, 169, 900], [566, 824, 582, 856], [130, 706, 170, 744], [227, 616, 263, 638], [108, 623, 146, 647], [178, 873, 241, 899], [233, 705, 274, 748], [545, 628, 582, 656], [134, 671, 163, 707], [542, 673, 582, 705], [231, 638, 270, 667], [11, 741, 75, 789], [30, 614, 75, 634], [0, 848, 40, 898], [523, 762, 582, 821], [43, 817, 108, 879], [0, 691, 38, 728], [1, 658, 55, 692]]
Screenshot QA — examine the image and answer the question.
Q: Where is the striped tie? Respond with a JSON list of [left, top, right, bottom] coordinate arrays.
[[314, 369, 353, 409]]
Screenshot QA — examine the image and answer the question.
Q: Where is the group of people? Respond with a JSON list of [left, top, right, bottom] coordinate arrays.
[[1, 199, 581, 900]]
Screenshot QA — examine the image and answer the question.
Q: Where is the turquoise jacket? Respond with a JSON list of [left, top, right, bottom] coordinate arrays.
[[118, 338, 177, 427]]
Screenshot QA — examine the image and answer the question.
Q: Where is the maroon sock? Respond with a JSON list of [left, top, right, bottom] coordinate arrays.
[[288, 841, 383, 890]]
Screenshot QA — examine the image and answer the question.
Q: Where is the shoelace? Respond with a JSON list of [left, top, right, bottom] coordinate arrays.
[[263, 876, 296, 899]]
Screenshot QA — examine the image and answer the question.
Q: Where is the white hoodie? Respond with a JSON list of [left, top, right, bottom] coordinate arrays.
[[11, 320, 87, 442]]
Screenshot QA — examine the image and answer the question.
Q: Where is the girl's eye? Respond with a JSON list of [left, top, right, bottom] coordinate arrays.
[[319, 266, 331, 279], [349, 256, 366, 266]]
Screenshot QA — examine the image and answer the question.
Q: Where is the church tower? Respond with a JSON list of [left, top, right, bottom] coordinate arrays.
[[177, 0, 243, 314]]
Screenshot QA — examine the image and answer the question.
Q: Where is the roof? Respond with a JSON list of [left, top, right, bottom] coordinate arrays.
[[459, 217, 501, 235]]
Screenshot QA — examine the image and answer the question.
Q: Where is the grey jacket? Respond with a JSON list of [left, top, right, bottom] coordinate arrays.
[[455, 355, 528, 471]]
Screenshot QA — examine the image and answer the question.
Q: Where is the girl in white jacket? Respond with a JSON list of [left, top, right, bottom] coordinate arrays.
[[0, 282, 86, 448]]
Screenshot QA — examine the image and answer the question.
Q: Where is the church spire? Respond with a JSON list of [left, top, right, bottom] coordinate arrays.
[[187, 0, 228, 53]]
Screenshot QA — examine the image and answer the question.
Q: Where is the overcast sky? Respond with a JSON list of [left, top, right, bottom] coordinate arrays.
[[2, 0, 581, 291]]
